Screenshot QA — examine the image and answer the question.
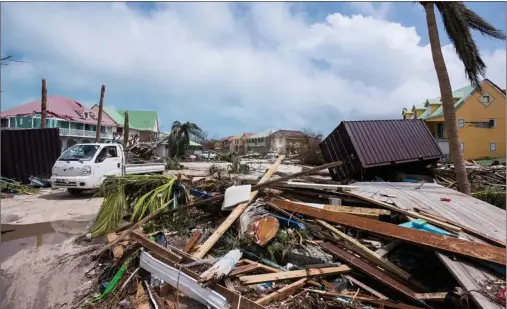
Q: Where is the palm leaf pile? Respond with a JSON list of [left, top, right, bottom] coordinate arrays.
[[90, 174, 175, 237]]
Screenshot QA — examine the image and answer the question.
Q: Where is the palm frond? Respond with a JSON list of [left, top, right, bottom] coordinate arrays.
[[461, 5, 506, 40], [434, 2, 485, 87]]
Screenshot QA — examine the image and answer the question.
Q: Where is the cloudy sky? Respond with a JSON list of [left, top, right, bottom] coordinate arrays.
[[1, 2, 505, 138]]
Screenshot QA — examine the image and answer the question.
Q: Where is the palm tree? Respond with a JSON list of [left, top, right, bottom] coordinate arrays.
[[421, 2, 505, 194], [168, 121, 205, 158]]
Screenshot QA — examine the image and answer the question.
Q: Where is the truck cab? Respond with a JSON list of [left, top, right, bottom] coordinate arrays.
[[51, 143, 124, 195], [50, 143, 164, 195]]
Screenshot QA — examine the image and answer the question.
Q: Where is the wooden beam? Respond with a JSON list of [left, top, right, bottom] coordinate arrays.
[[95, 85, 105, 142], [239, 266, 351, 285], [344, 275, 387, 300], [318, 220, 412, 282], [321, 243, 421, 304], [192, 155, 286, 259], [300, 202, 390, 219], [348, 191, 462, 233], [308, 290, 424, 309], [415, 292, 448, 301], [241, 259, 281, 273], [41, 79, 47, 128], [130, 230, 182, 263], [271, 198, 506, 265], [183, 231, 202, 253], [255, 278, 307, 305], [229, 263, 262, 277], [275, 182, 357, 191]]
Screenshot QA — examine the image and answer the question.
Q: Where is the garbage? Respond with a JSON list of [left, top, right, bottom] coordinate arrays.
[[75, 156, 506, 309]]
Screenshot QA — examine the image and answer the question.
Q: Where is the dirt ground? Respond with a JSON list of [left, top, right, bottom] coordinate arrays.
[[1, 189, 103, 309]]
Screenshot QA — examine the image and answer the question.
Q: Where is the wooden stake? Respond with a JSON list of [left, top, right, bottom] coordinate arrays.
[[95, 85, 105, 142], [41, 79, 47, 128]]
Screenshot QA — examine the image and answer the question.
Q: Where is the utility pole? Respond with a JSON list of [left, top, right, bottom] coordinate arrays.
[[123, 111, 129, 147], [41, 79, 47, 128], [95, 85, 105, 142]]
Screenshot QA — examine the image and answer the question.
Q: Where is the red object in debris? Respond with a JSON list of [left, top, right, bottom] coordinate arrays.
[[440, 197, 451, 202], [497, 288, 506, 302]]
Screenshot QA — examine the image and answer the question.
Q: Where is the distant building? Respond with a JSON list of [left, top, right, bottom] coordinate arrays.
[[95, 106, 160, 142], [1, 95, 118, 151], [402, 79, 506, 160]]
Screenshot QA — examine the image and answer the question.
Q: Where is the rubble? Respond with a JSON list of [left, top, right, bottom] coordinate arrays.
[[74, 156, 506, 309]]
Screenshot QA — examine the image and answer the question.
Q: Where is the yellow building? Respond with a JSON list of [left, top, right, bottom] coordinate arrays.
[[402, 79, 506, 160]]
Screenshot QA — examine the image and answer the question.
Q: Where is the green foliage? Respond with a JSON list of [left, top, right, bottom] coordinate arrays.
[[89, 174, 175, 237], [167, 121, 205, 158]]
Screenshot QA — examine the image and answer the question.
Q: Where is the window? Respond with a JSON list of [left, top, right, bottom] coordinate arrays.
[[436, 123, 445, 139], [490, 142, 497, 151], [458, 119, 464, 128], [489, 119, 496, 128], [19, 118, 23, 125], [482, 95, 490, 104], [460, 142, 465, 152]]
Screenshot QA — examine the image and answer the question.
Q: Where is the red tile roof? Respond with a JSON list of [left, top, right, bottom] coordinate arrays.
[[243, 132, 256, 137], [1, 95, 117, 126]]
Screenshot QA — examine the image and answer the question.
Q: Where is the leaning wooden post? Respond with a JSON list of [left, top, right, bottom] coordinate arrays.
[[95, 85, 105, 142], [41, 79, 47, 128], [123, 110, 129, 147]]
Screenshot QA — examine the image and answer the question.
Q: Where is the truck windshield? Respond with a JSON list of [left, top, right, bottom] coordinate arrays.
[[59, 144, 100, 161]]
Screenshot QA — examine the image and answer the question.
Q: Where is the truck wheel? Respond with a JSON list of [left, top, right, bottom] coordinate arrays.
[[67, 188, 82, 196]]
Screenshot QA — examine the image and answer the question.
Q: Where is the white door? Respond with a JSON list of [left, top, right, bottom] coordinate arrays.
[[94, 145, 122, 185]]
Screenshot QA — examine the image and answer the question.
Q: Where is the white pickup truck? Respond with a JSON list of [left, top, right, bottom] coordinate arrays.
[[50, 143, 165, 195]]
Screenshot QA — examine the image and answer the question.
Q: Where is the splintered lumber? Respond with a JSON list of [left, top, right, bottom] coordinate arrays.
[[183, 231, 202, 253], [238, 266, 351, 285], [300, 202, 390, 219], [415, 292, 448, 301], [414, 208, 506, 248], [130, 230, 183, 263], [308, 290, 424, 309], [346, 191, 465, 234], [230, 263, 262, 277], [271, 198, 506, 265], [255, 278, 307, 305], [344, 275, 387, 300], [321, 243, 422, 304], [317, 220, 412, 282], [199, 249, 242, 283], [193, 155, 286, 258]]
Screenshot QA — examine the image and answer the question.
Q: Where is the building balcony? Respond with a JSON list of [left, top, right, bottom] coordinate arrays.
[[59, 128, 113, 139]]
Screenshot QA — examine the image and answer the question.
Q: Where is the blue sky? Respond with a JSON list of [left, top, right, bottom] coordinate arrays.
[[1, 2, 505, 138]]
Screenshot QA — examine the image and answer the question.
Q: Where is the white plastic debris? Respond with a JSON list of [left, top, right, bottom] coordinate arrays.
[[199, 249, 242, 283], [221, 185, 251, 210]]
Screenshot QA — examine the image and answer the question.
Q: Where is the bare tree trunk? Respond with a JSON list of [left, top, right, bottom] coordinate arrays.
[[41, 79, 47, 128], [95, 85, 105, 142], [424, 3, 471, 195]]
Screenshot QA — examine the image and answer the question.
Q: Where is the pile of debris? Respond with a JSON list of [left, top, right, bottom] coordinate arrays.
[[435, 161, 506, 209], [75, 156, 506, 309]]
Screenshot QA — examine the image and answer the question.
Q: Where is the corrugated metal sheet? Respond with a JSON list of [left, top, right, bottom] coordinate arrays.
[[1, 128, 61, 184], [320, 120, 443, 181]]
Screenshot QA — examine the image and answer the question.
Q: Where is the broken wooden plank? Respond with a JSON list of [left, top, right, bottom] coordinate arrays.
[[230, 263, 262, 277], [415, 292, 448, 301], [317, 220, 412, 282], [130, 230, 183, 263], [344, 275, 387, 300], [242, 259, 281, 273], [255, 278, 307, 305], [375, 242, 399, 258], [183, 231, 202, 253], [239, 266, 351, 285], [300, 202, 391, 219], [307, 289, 425, 309], [193, 155, 286, 259], [415, 208, 506, 248], [270, 198, 506, 265], [321, 242, 422, 304]]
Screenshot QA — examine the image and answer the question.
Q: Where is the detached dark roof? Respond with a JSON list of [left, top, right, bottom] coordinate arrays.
[[321, 119, 443, 173]]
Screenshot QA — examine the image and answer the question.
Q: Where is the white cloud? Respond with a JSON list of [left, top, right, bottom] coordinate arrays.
[[1, 2, 505, 135], [349, 2, 392, 19]]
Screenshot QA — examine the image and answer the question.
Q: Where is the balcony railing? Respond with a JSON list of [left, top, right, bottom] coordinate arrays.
[[59, 128, 113, 139]]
